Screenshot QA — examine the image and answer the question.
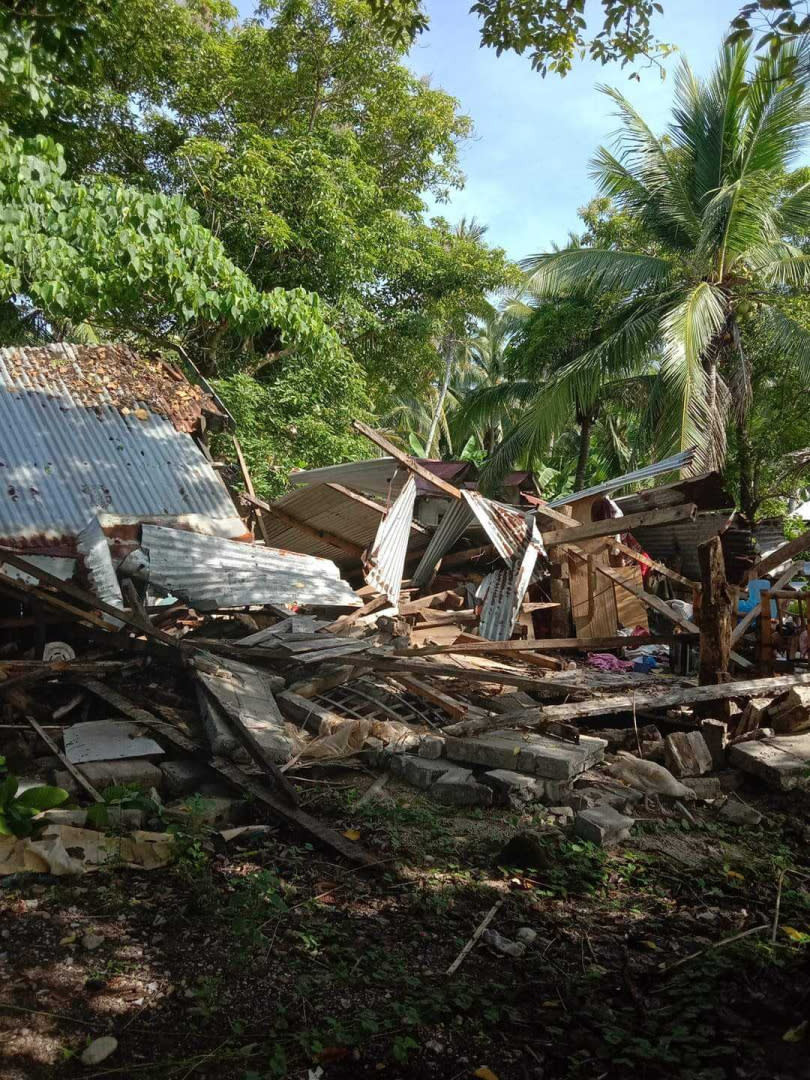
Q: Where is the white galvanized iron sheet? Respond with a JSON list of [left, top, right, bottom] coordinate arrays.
[[76, 516, 124, 625], [137, 525, 361, 611], [410, 498, 475, 589], [363, 475, 417, 605], [547, 449, 697, 507], [0, 347, 242, 546], [476, 520, 542, 640]]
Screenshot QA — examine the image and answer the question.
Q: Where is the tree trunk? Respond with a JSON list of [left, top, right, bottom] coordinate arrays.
[[574, 413, 592, 490], [736, 414, 755, 520], [697, 535, 733, 721], [426, 341, 454, 457]]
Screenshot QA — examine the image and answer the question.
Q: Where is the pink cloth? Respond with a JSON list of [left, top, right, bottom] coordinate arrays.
[[586, 652, 634, 672]]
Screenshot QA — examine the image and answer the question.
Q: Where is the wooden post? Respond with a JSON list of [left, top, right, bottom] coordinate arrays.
[[548, 505, 573, 638], [759, 590, 774, 675], [697, 536, 733, 720]]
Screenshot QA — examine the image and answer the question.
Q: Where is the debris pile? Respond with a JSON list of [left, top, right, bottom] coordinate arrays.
[[2, 344, 810, 875]]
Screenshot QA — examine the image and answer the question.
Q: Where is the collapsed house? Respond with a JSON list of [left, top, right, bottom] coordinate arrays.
[[2, 344, 810, 878]]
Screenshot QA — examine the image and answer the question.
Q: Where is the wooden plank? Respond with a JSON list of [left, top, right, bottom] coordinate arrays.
[[731, 563, 800, 645], [510, 672, 810, 727], [352, 421, 462, 499], [570, 548, 617, 638], [608, 538, 699, 591], [0, 568, 123, 635], [746, 528, 810, 582], [541, 503, 697, 547], [78, 678, 373, 866], [611, 564, 650, 632], [364, 657, 616, 696], [233, 435, 273, 547], [520, 492, 584, 529], [0, 548, 175, 646], [451, 630, 563, 671], [325, 593, 388, 632], [25, 714, 103, 803], [402, 633, 688, 656], [386, 673, 468, 720]]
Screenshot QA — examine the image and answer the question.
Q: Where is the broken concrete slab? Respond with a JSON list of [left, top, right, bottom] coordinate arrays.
[[547, 805, 574, 823], [55, 758, 163, 797], [664, 730, 713, 777], [418, 734, 445, 759], [480, 769, 542, 806], [430, 771, 493, 807], [719, 798, 763, 826], [574, 805, 635, 847], [159, 760, 214, 797], [63, 720, 164, 765], [728, 732, 810, 791], [700, 719, 728, 769], [688, 777, 723, 801], [566, 781, 644, 813], [401, 756, 456, 789], [444, 729, 606, 780]]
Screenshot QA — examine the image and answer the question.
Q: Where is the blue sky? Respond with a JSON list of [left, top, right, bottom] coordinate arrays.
[[233, 1, 753, 260], [405, 0, 743, 260]]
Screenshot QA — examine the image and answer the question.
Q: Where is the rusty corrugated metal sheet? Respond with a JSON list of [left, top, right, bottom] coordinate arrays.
[[137, 524, 361, 611], [464, 491, 545, 562], [363, 476, 416, 605], [0, 345, 243, 550], [410, 498, 475, 588]]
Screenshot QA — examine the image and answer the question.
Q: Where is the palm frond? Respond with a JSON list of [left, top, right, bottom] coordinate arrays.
[[746, 243, 810, 287], [758, 305, 810, 382], [659, 281, 727, 464], [521, 248, 672, 299]]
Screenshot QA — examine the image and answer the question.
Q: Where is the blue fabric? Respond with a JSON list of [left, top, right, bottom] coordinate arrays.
[[738, 579, 777, 619]]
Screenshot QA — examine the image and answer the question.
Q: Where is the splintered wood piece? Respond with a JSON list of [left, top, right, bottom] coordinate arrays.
[[541, 503, 697, 546], [352, 421, 462, 499], [386, 673, 468, 720], [25, 715, 103, 803]]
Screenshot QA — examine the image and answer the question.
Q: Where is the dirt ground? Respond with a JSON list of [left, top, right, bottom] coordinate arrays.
[[2, 768, 810, 1080]]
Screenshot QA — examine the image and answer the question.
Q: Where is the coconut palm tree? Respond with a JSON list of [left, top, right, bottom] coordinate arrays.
[[503, 40, 810, 512]]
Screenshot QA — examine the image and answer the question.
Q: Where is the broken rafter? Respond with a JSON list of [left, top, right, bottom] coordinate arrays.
[[746, 528, 810, 582], [506, 672, 810, 727], [606, 539, 700, 591], [352, 421, 462, 499], [402, 633, 690, 657], [731, 562, 801, 645], [233, 435, 273, 546], [541, 503, 697, 547]]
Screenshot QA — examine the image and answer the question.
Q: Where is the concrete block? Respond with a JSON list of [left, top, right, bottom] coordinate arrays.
[[430, 772, 493, 807], [445, 729, 606, 780], [160, 760, 213, 797], [401, 756, 454, 789], [700, 720, 728, 769], [418, 734, 445, 759], [164, 795, 247, 828], [547, 805, 574, 823], [480, 769, 541, 806], [729, 732, 810, 791], [574, 805, 635, 847], [55, 758, 163, 797], [688, 777, 723, 801], [664, 731, 713, 777], [719, 798, 763, 826], [566, 782, 644, 812]]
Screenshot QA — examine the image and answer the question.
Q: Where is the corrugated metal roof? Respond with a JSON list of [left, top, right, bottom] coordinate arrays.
[[0, 345, 242, 549], [616, 471, 731, 515], [259, 484, 387, 562], [289, 457, 475, 497], [76, 515, 124, 625], [364, 475, 416, 605], [548, 448, 698, 507], [476, 520, 542, 640], [632, 511, 746, 582], [410, 498, 475, 588], [464, 491, 545, 562], [137, 524, 361, 611]]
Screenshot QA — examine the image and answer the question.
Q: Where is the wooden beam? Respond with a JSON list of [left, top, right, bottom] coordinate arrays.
[[520, 493, 584, 529], [352, 421, 462, 499], [232, 435, 272, 546], [507, 672, 810, 727], [387, 673, 468, 720], [746, 528, 810, 582], [0, 548, 175, 646], [402, 633, 690, 657], [25, 715, 103, 803], [541, 503, 697, 547], [607, 539, 699, 591], [697, 536, 732, 718], [731, 563, 801, 645]]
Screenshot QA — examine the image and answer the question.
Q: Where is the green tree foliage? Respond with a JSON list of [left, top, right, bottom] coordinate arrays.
[[520, 40, 810, 513]]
